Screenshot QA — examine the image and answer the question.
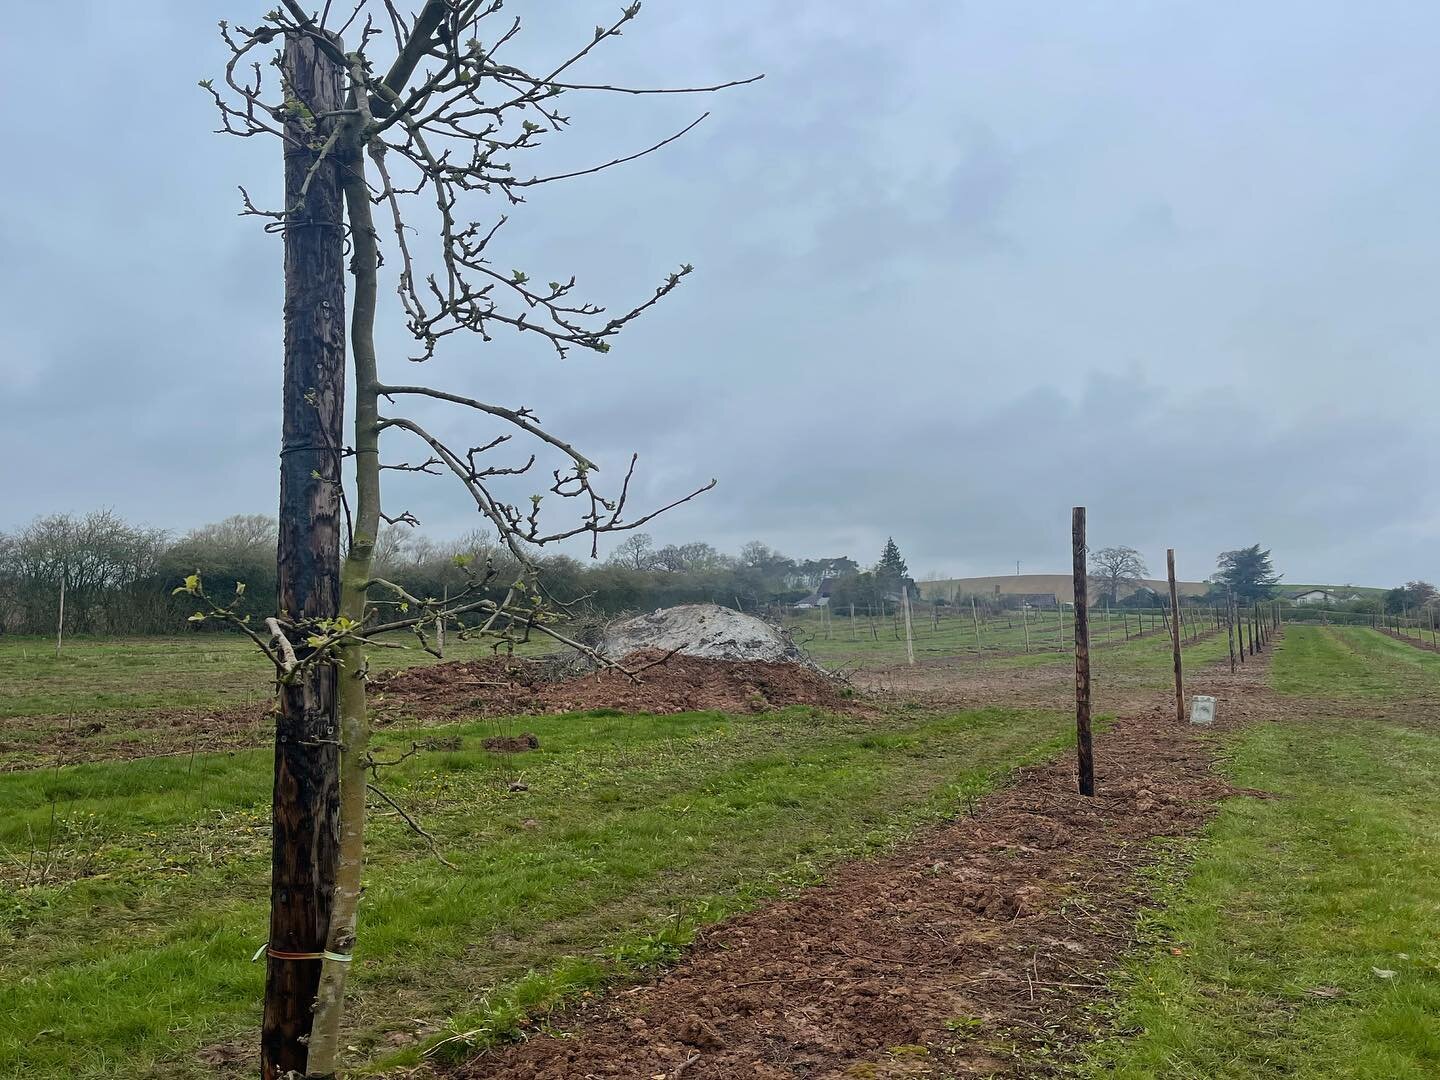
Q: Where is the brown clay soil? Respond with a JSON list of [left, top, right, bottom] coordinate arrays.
[[412, 647, 1283, 1080], [5, 651, 859, 770], [370, 649, 856, 722]]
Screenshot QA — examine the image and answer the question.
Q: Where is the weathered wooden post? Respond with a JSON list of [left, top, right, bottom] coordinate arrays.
[[849, 602, 857, 640], [1167, 548, 1185, 721], [1073, 508, 1095, 795], [263, 31, 347, 1080], [1226, 588, 1237, 674], [1021, 602, 1031, 651], [970, 596, 982, 655]]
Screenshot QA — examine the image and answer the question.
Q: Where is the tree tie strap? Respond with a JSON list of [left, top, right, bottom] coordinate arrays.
[[251, 943, 353, 963]]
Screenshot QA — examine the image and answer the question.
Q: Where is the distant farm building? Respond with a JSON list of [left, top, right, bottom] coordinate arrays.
[[793, 578, 835, 609], [1293, 588, 1361, 605]]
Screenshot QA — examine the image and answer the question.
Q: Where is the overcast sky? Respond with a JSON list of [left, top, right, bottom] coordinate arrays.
[[2, 1, 1437, 586]]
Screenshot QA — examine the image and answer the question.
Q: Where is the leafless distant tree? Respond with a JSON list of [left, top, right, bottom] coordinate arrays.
[[201, 3, 756, 1075], [1088, 545, 1149, 605], [609, 531, 657, 571]]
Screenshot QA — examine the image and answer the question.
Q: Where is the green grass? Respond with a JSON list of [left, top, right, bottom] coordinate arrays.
[[1081, 626, 1440, 1078], [1271, 625, 1440, 700], [0, 702, 1082, 1079], [0, 633, 546, 721], [0, 633, 565, 771]]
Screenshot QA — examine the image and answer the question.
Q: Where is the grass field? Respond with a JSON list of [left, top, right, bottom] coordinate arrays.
[[1270, 624, 1440, 700], [0, 664, 1081, 1078], [1084, 625, 1440, 1078], [788, 604, 1218, 661], [0, 633, 560, 771], [788, 604, 1238, 689], [7, 621, 1432, 1077], [0, 633, 539, 721]]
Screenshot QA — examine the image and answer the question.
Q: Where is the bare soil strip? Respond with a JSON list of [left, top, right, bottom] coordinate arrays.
[[1378, 626, 1440, 653], [434, 655, 1279, 1080]]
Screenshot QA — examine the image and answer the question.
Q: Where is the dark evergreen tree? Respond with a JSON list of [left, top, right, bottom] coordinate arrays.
[[1215, 544, 1281, 602], [877, 537, 909, 580]]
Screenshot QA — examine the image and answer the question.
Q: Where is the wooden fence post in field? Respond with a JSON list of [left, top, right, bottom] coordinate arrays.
[[1167, 548, 1185, 722], [1073, 507, 1095, 796], [850, 602, 857, 640], [1021, 602, 1031, 652], [901, 587, 916, 665], [264, 29, 347, 1079], [1226, 588, 1237, 674], [971, 596, 983, 655]]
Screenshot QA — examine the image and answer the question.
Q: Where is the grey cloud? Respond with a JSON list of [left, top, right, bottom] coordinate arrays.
[[1, 0, 1437, 590]]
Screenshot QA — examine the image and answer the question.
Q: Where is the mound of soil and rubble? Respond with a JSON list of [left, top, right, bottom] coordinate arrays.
[[366, 604, 846, 723], [592, 604, 816, 667], [370, 648, 851, 723]]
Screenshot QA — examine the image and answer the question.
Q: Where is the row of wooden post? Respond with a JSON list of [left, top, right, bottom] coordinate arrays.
[[839, 598, 1219, 666], [1072, 511, 1284, 797]]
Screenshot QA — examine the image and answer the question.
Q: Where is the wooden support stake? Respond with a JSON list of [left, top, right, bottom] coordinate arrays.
[[265, 29, 347, 1079], [971, 596, 982, 655], [1167, 548, 1185, 722], [1021, 602, 1031, 652], [1226, 588, 1237, 674], [1073, 508, 1095, 796]]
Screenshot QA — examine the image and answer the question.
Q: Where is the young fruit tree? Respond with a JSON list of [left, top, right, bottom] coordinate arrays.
[[199, 4, 754, 1075]]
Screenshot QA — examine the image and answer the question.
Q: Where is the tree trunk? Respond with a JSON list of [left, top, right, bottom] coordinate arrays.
[[263, 32, 347, 1080]]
